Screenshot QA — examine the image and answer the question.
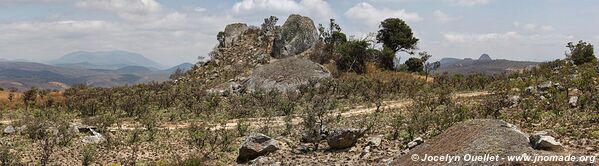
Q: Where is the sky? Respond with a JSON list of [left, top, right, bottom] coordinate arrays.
[[0, 0, 598, 66]]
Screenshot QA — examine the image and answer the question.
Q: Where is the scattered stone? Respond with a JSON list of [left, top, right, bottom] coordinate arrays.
[[293, 143, 316, 154], [81, 129, 105, 144], [508, 95, 520, 106], [367, 136, 383, 148], [530, 131, 564, 152], [537, 81, 553, 91], [326, 128, 365, 150], [237, 133, 280, 163], [569, 96, 578, 107], [3, 125, 15, 135], [272, 14, 319, 58], [407, 137, 424, 149], [525, 86, 536, 94], [70, 122, 97, 133]]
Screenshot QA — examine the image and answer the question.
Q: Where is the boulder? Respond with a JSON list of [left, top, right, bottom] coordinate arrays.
[[244, 57, 331, 92], [222, 23, 249, 48], [3, 125, 15, 135], [392, 119, 567, 165], [272, 14, 319, 58], [406, 137, 424, 149], [237, 133, 280, 163], [530, 131, 564, 152], [70, 122, 97, 133], [81, 129, 105, 144], [537, 81, 553, 91], [367, 136, 383, 147], [326, 128, 365, 149], [569, 96, 578, 107]]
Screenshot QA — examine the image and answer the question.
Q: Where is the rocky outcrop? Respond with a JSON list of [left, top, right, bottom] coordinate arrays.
[[326, 128, 365, 149], [272, 14, 319, 59], [392, 119, 571, 165], [244, 57, 331, 92], [237, 133, 280, 163], [221, 23, 249, 48]]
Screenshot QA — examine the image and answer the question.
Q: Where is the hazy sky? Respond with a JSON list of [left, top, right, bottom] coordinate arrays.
[[1, 0, 598, 66]]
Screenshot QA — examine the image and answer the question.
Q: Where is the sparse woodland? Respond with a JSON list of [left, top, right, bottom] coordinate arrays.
[[0, 15, 597, 165]]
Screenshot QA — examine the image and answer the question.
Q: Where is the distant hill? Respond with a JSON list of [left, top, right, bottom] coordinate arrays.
[[50, 51, 165, 70], [164, 63, 194, 73], [436, 54, 539, 75], [0, 61, 195, 91], [116, 66, 153, 74]]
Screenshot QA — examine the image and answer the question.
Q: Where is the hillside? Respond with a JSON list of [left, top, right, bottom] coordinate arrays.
[[436, 54, 539, 75], [50, 51, 165, 70], [0, 61, 191, 91]]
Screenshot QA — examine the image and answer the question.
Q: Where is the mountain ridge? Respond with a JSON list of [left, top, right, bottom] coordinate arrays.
[[50, 50, 166, 70]]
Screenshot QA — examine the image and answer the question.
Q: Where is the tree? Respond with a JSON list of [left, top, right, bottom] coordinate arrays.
[[566, 40, 596, 65], [336, 40, 370, 74], [376, 18, 419, 53], [313, 19, 347, 64], [404, 57, 424, 72]]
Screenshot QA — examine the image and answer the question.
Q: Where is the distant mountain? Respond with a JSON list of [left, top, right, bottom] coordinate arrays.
[[0, 61, 198, 91], [164, 63, 194, 73], [436, 54, 539, 75], [478, 54, 492, 61], [50, 51, 165, 70]]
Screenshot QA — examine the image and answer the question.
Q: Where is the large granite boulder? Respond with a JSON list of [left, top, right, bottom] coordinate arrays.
[[391, 119, 576, 166], [272, 14, 319, 58], [244, 57, 331, 92], [221, 23, 249, 48]]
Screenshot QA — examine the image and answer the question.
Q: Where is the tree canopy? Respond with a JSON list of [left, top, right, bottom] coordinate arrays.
[[566, 41, 596, 65], [376, 18, 419, 53]]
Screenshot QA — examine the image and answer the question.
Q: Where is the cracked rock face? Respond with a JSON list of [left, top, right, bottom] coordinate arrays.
[[272, 14, 319, 59]]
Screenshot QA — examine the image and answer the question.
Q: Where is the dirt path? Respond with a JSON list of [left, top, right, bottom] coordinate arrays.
[[1, 91, 491, 131]]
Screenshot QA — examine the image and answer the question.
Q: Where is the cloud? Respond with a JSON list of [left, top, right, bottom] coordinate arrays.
[[75, 0, 163, 22], [445, 0, 490, 6], [0, 0, 236, 65], [433, 10, 461, 24], [230, 0, 334, 22], [514, 22, 555, 32], [345, 2, 421, 27], [443, 32, 521, 43]]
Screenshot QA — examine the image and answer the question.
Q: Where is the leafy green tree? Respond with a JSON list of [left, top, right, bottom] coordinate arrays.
[[376, 18, 419, 53], [566, 40, 596, 65], [313, 19, 347, 64], [336, 40, 370, 74], [404, 57, 424, 72]]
